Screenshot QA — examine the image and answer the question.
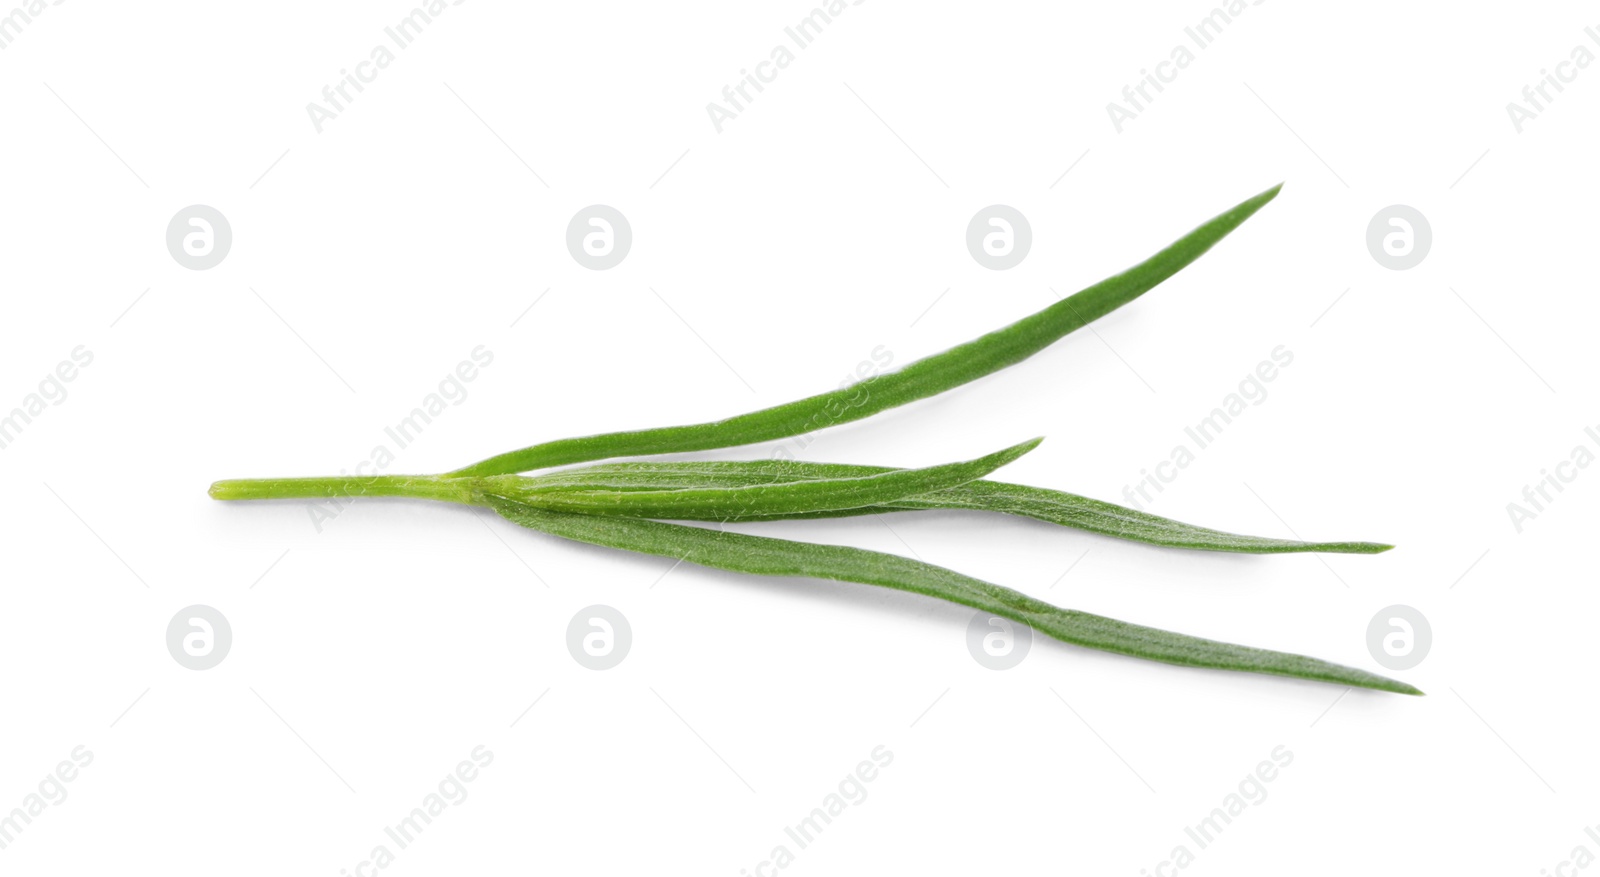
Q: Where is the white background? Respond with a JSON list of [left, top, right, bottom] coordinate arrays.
[[3, 1, 1597, 873]]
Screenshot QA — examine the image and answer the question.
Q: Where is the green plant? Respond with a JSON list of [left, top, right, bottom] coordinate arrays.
[[211, 184, 1419, 695]]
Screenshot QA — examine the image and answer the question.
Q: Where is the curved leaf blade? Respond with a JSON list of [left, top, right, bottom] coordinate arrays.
[[890, 481, 1392, 554], [450, 184, 1283, 477], [482, 439, 1042, 519], [484, 495, 1419, 694], [509, 460, 1391, 554]]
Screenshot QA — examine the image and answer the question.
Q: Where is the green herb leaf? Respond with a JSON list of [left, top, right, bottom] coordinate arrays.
[[209, 184, 1406, 698], [511, 460, 1391, 554], [482, 438, 1042, 519], [449, 184, 1283, 477], [484, 495, 1419, 694]]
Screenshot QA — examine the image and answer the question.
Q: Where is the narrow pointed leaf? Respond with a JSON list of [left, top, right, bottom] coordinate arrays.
[[449, 184, 1283, 477], [887, 481, 1392, 554], [483, 495, 1419, 694], [511, 460, 1391, 554], [479, 439, 1042, 519]]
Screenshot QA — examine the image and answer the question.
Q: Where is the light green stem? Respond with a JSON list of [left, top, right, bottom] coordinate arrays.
[[208, 475, 478, 505]]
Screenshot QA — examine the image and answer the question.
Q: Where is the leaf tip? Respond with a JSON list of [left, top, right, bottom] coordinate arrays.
[[1246, 182, 1284, 212], [1312, 540, 1394, 555], [1364, 672, 1423, 696], [991, 436, 1045, 463]]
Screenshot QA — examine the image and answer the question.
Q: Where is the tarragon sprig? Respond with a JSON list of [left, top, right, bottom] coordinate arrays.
[[210, 184, 1420, 695]]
